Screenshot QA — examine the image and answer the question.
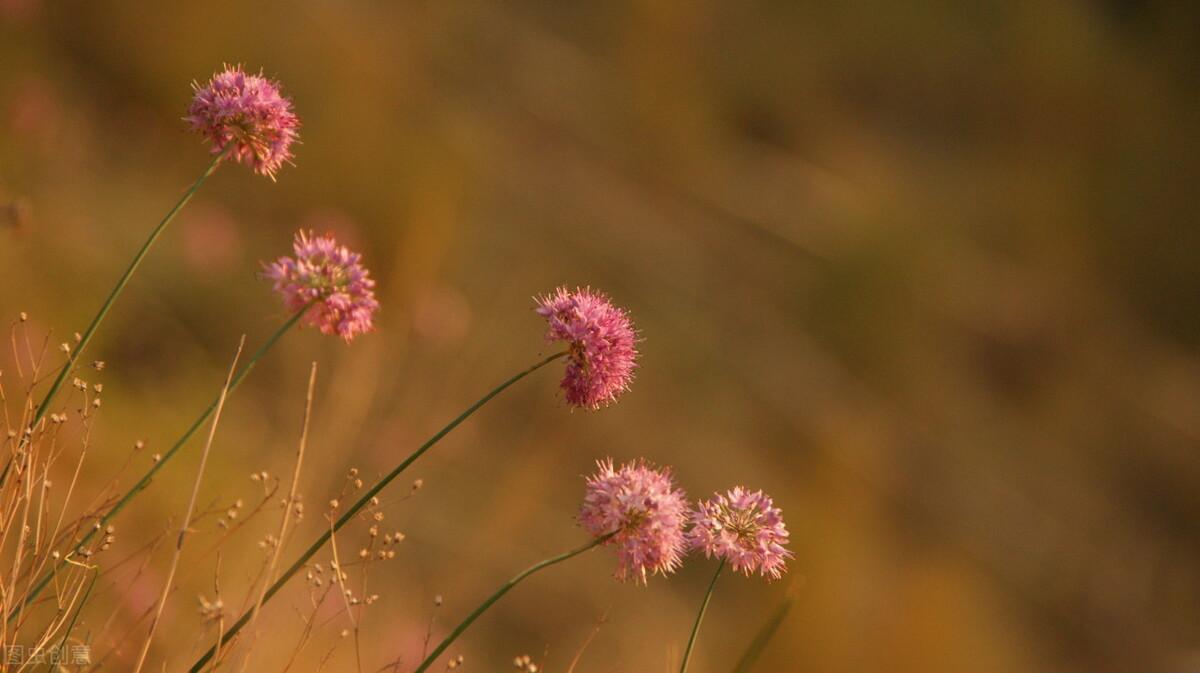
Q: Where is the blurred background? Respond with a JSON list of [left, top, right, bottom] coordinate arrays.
[[3, 1, 1200, 671]]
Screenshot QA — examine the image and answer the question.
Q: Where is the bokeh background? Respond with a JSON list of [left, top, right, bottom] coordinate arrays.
[[3, 1, 1200, 672]]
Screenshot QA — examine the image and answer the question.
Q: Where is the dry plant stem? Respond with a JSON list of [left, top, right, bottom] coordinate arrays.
[[210, 554, 225, 673], [18, 565, 92, 673], [565, 608, 609, 673], [12, 307, 309, 622], [14, 150, 227, 457], [326, 520, 363, 673], [41, 570, 96, 673], [17, 401, 97, 619], [280, 579, 335, 673], [678, 560, 726, 673], [187, 350, 568, 673], [240, 361, 317, 670], [413, 533, 614, 673], [132, 336, 245, 673]]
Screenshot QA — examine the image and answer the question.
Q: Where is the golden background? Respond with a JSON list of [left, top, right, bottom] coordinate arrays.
[[2, 2, 1200, 672]]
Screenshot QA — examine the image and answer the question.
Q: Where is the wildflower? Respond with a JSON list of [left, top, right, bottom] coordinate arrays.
[[186, 65, 300, 178], [535, 287, 638, 409], [262, 230, 379, 342], [688, 487, 792, 580], [579, 458, 688, 583]]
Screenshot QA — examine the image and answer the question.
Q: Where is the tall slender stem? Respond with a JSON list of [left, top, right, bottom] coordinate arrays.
[[414, 533, 612, 673], [679, 560, 726, 673], [11, 307, 306, 622], [23, 151, 227, 441], [133, 336, 245, 673], [187, 350, 568, 673], [44, 570, 96, 673]]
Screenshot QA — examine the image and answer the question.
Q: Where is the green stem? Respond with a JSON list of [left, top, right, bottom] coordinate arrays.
[[414, 533, 612, 673], [731, 596, 792, 673], [679, 560, 725, 673], [186, 350, 568, 673], [10, 307, 306, 623], [44, 569, 97, 673], [21, 151, 226, 444]]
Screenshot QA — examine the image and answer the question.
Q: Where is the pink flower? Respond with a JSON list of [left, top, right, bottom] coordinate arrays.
[[262, 231, 379, 342], [689, 487, 792, 580], [535, 287, 638, 409], [186, 65, 300, 178], [579, 458, 688, 584]]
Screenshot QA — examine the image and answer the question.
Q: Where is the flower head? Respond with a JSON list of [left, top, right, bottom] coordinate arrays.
[[689, 487, 792, 580], [579, 458, 688, 584], [262, 230, 379, 342], [535, 287, 638, 409], [186, 65, 300, 178]]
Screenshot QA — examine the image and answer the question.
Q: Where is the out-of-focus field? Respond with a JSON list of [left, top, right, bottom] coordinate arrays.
[[3, 2, 1200, 672]]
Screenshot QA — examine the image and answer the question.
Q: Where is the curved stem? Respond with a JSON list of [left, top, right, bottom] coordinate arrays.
[[414, 533, 612, 673], [11, 307, 306, 622], [187, 350, 568, 673], [21, 151, 226, 444], [679, 560, 725, 673]]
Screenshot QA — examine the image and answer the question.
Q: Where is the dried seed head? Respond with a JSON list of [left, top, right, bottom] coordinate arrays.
[[198, 595, 225, 621]]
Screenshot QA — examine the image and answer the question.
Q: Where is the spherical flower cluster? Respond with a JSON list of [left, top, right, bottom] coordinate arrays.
[[535, 287, 638, 410], [579, 458, 688, 584], [186, 65, 300, 178], [262, 230, 379, 342], [688, 487, 792, 580]]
